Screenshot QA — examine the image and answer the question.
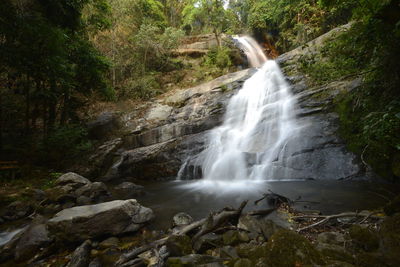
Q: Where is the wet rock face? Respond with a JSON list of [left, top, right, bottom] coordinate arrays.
[[95, 24, 373, 182], [101, 69, 253, 181], [47, 199, 154, 242]]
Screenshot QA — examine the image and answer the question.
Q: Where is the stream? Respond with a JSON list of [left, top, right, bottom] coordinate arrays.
[[135, 179, 395, 230]]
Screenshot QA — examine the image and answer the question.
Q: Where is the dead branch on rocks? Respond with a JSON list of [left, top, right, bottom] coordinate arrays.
[[294, 211, 382, 232], [254, 190, 292, 207], [246, 208, 276, 217], [192, 201, 247, 241], [116, 201, 248, 266]]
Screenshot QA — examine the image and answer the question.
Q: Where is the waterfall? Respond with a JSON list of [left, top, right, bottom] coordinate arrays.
[[233, 36, 267, 68], [179, 36, 300, 184]]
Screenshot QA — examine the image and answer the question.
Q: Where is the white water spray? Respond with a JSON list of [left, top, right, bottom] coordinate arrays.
[[180, 36, 300, 186], [233, 36, 267, 68]]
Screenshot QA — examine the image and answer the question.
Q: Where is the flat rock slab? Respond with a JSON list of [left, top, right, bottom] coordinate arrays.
[[47, 199, 154, 242]]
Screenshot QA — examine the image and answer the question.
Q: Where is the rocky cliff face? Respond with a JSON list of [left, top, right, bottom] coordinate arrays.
[[89, 24, 374, 182]]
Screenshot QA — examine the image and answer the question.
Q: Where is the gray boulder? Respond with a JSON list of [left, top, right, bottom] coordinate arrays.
[[14, 223, 51, 262], [172, 212, 194, 227], [75, 182, 111, 203], [47, 199, 154, 242], [66, 240, 91, 267], [55, 172, 91, 188]]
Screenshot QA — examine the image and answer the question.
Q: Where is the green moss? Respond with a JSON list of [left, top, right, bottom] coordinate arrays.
[[334, 88, 400, 181], [236, 243, 267, 263], [264, 229, 325, 267], [354, 252, 387, 267], [319, 246, 354, 264], [222, 230, 249, 246], [379, 213, 400, 266], [384, 195, 400, 216], [348, 225, 379, 252], [166, 235, 192, 256], [233, 258, 252, 267]]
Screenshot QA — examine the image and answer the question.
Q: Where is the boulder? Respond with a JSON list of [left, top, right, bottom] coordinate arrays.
[[172, 212, 194, 227], [55, 172, 91, 188], [317, 232, 346, 246], [66, 240, 91, 267], [75, 182, 111, 203], [47, 199, 154, 242], [234, 258, 252, 267], [238, 215, 282, 241], [166, 254, 225, 267], [265, 229, 325, 266], [2, 201, 32, 221], [236, 243, 268, 263], [222, 230, 249, 246], [15, 224, 51, 262]]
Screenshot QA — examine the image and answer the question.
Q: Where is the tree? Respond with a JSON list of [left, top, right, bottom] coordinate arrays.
[[0, 0, 111, 163]]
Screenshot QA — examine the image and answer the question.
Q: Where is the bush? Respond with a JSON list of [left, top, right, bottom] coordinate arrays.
[[38, 125, 92, 168], [204, 46, 232, 69]]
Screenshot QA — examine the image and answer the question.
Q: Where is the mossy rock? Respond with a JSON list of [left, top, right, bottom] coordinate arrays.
[[317, 243, 354, 264], [384, 195, 400, 216], [379, 213, 400, 266], [166, 254, 223, 267], [236, 243, 267, 263], [391, 152, 400, 178], [354, 252, 388, 267], [324, 260, 355, 267], [348, 225, 379, 252], [233, 258, 252, 267], [264, 229, 325, 267], [166, 234, 192, 256], [222, 230, 250, 246]]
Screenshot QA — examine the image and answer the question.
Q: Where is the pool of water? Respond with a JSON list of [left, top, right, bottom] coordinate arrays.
[[134, 179, 397, 229]]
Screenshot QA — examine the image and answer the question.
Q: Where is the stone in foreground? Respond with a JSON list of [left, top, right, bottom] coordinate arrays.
[[47, 199, 154, 242]]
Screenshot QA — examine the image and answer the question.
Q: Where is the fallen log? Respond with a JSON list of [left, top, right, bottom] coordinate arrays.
[[192, 201, 247, 241], [295, 211, 383, 232], [116, 201, 248, 266], [254, 190, 292, 207]]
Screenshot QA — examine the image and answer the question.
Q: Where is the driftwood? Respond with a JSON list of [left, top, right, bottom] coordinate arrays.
[[192, 201, 247, 241], [246, 208, 276, 217], [254, 190, 292, 207], [294, 211, 382, 232], [116, 201, 248, 266]]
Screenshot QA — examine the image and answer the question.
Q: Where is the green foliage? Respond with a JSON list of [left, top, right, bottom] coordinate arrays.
[[38, 125, 93, 167], [182, 0, 236, 35], [297, 0, 400, 180], [204, 47, 232, 69], [131, 0, 167, 28], [0, 0, 111, 167], [246, 0, 354, 51], [125, 74, 162, 99]]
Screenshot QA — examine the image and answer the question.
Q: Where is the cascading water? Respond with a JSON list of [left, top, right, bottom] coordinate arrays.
[[233, 36, 267, 68], [179, 36, 300, 187]]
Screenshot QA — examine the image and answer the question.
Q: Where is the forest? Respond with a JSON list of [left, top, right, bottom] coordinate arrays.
[[0, 0, 400, 266], [1, 0, 399, 175]]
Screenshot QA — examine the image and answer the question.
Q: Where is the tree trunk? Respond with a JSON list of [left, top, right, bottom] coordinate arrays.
[[0, 93, 3, 153], [47, 99, 57, 133], [213, 28, 221, 47], [24, 82, 31, 135], [60, 92, 69, 126]]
